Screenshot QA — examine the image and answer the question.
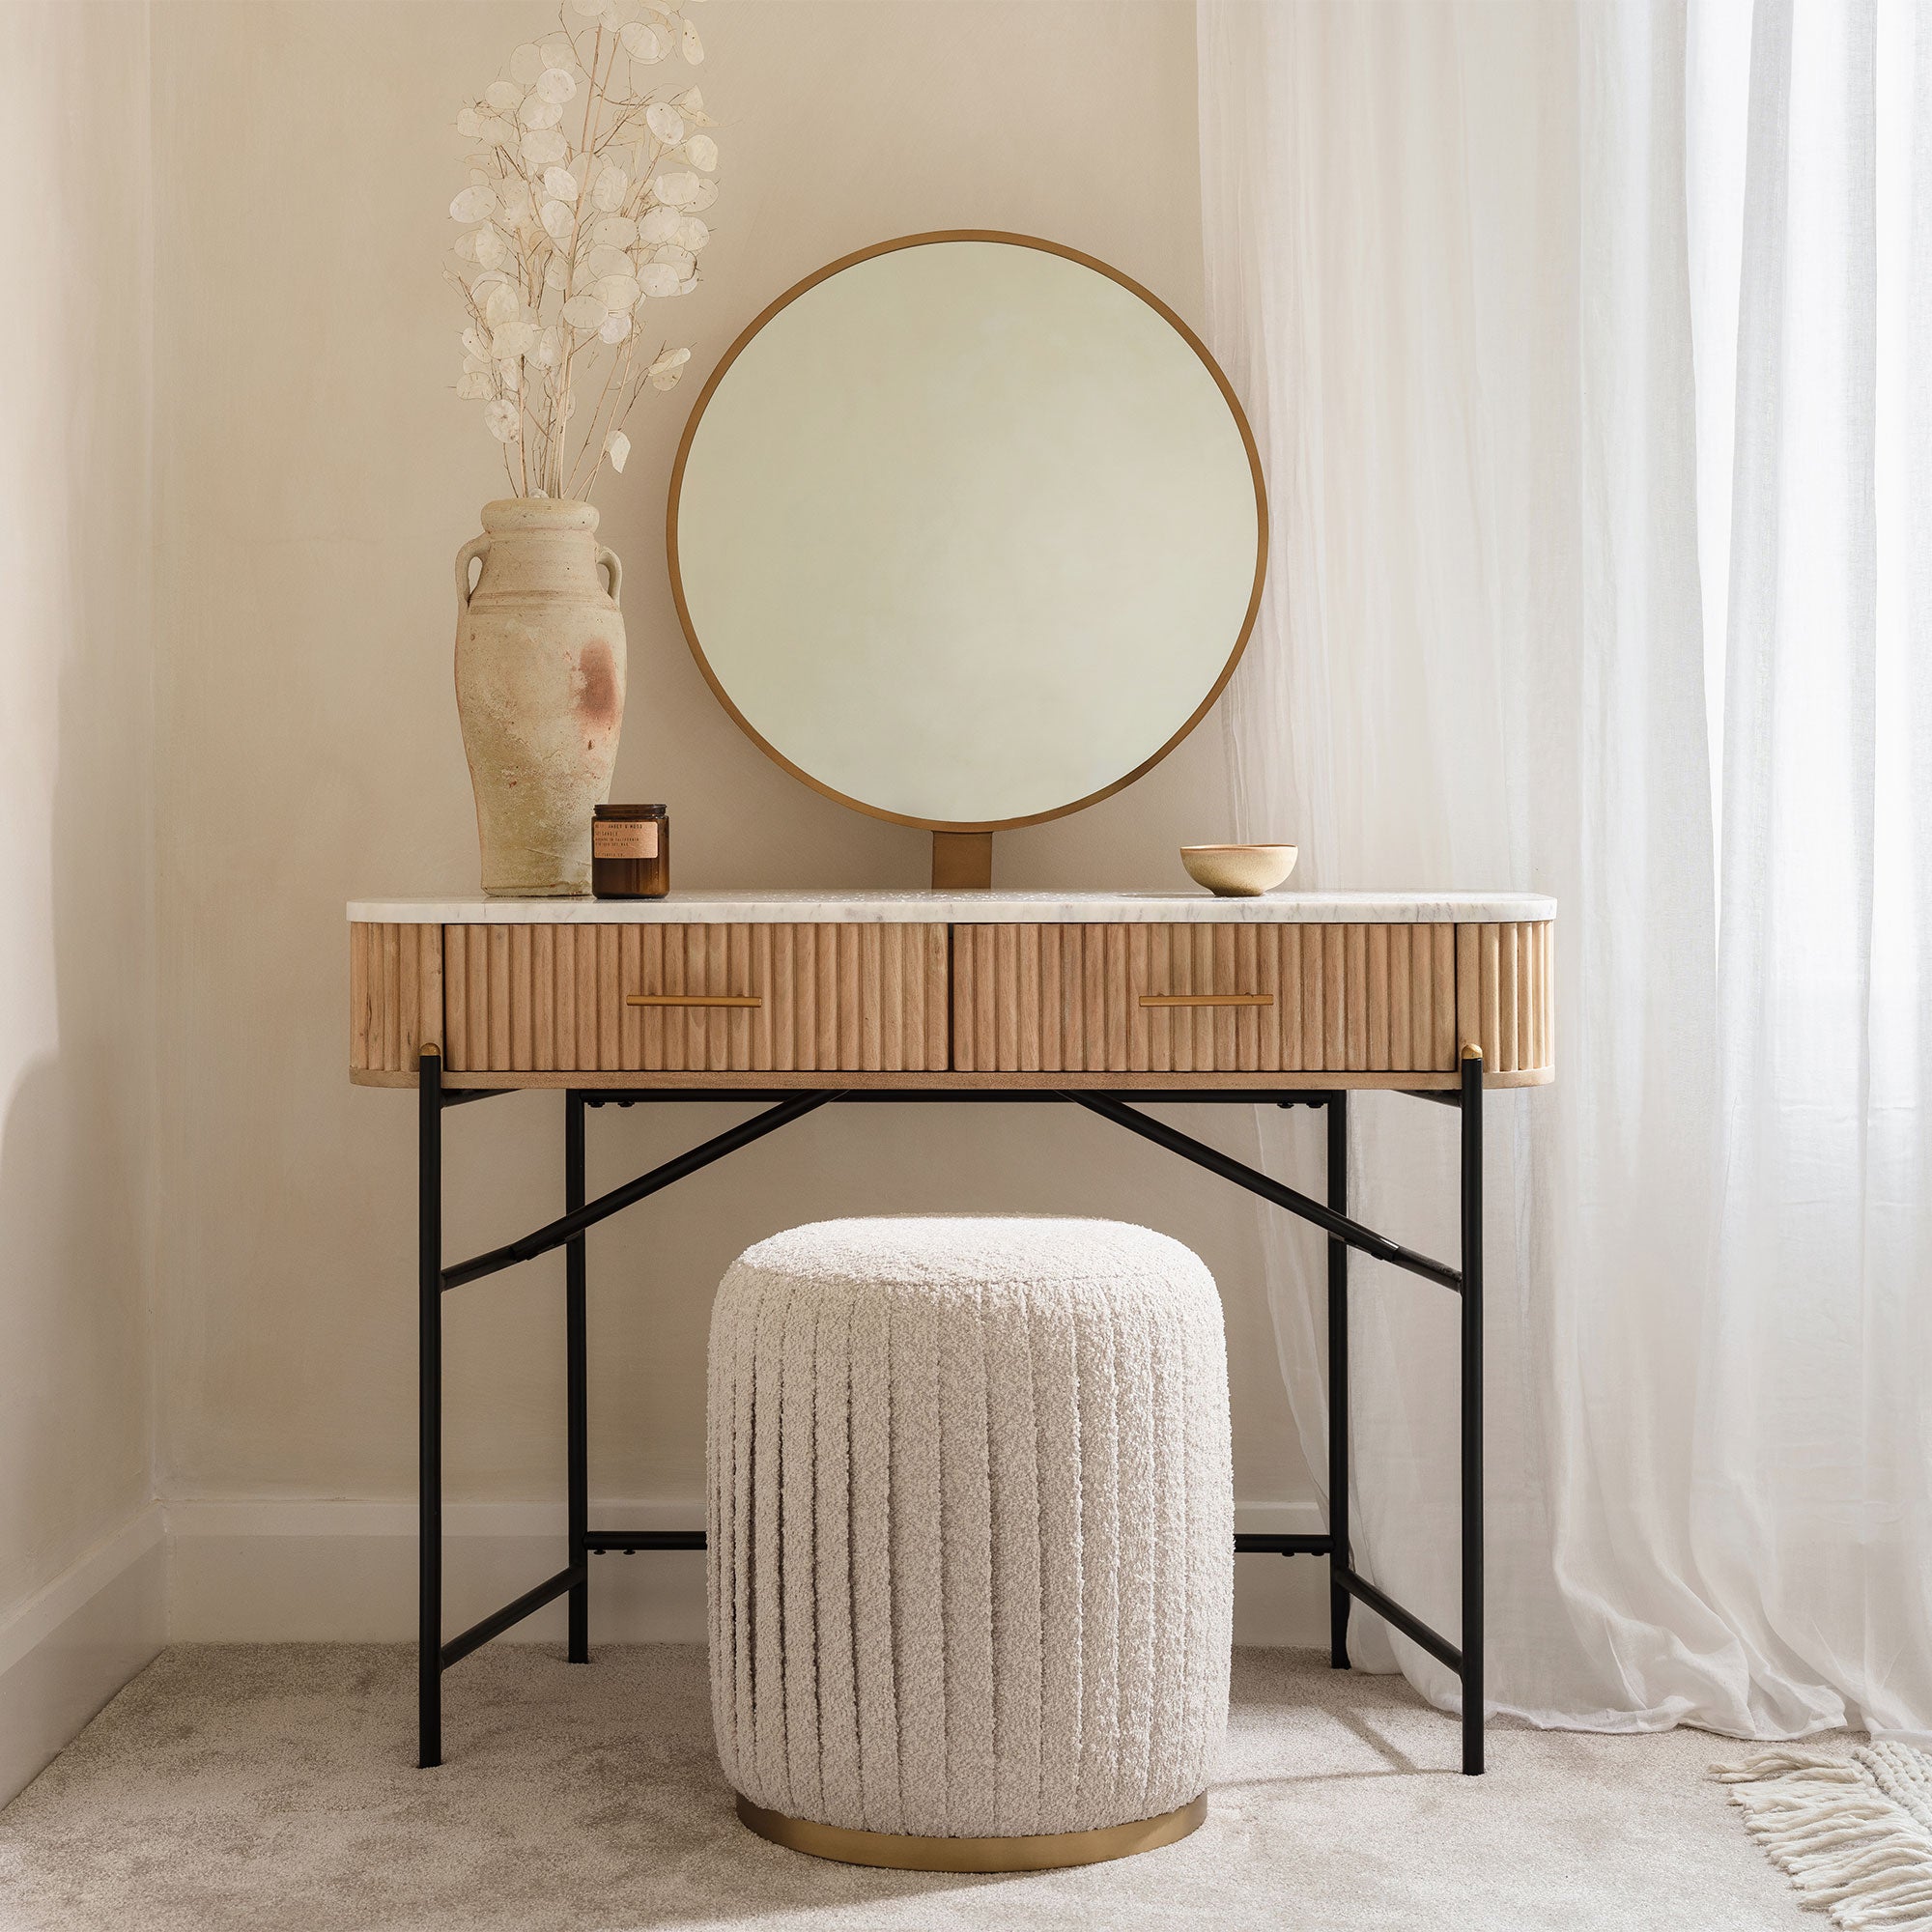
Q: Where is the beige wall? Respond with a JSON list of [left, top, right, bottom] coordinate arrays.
[[152, 3, 1306, 1519], [0, 3, 156, 1617]]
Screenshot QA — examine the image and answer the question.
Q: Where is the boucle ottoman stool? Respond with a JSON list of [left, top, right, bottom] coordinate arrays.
[[706, 1215, 1233, 1871]]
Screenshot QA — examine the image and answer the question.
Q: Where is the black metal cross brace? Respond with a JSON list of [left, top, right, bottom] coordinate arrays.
[[414, 1056, 1486, 1775]]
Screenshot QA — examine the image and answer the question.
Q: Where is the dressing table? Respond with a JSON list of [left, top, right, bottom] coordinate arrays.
[[355, 233, 1556, 1782]]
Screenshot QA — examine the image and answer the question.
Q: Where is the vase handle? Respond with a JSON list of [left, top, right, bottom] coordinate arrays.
[[455, 534, 490, 616], [596, 546, 622, 608]]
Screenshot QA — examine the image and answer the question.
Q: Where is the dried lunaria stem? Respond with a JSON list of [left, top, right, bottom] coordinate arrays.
[[446, 0, 714, 503]]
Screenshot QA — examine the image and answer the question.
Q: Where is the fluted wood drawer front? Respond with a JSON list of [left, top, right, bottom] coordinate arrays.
[[1455, 919, 1556, 1078], [439, 923, 949, 1073], [350, 922, 444, 1073], [952, 923, 1553, 1077]]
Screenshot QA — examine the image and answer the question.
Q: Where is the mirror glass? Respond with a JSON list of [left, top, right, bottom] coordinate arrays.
[[669, 236, 1265, 829]]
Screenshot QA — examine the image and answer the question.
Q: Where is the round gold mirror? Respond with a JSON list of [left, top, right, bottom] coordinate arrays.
[[668, 232, 1266, 874]]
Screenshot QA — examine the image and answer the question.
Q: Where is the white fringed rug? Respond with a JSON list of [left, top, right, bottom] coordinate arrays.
[[1718, 1744, 1932, 1930]]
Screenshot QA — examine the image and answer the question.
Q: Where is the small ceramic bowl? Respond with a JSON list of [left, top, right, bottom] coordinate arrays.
[[1180, 844, 1299, 897]]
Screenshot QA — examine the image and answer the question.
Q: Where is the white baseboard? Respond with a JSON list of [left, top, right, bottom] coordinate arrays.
[[167, 1497, 1330, 1648], [164, 1498, 708, 1646], [0, 1507, 166, 1808]]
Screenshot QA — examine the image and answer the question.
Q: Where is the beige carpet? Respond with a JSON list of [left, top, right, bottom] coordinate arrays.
[[0, 1644, 1841, 1931]]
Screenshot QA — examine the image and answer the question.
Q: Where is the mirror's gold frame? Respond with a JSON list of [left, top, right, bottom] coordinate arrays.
[[665, 231, 1269, 888]]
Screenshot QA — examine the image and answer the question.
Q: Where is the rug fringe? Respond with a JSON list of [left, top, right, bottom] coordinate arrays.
[[1711, 1748, 1861, 1784], [1717, 1749, 1932, 1932]]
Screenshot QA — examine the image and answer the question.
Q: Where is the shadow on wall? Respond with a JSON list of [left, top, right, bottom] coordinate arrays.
[[0, 520, 155, 1607], [0, 0, 156, 1617]]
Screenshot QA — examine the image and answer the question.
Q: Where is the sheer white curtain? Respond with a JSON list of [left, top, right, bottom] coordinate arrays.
[[1197, 0, 1932, 1735]]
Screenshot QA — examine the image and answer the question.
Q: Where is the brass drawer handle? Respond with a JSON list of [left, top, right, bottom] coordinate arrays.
[[1139, 993, 1275, 1009], [626, 994, 762, 1009]]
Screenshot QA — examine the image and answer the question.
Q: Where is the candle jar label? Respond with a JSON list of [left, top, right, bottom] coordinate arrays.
[[593, 820, 659, 860]]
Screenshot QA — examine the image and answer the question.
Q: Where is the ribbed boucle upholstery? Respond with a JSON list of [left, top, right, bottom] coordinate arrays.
[[706, 1216, 1233, 1840]]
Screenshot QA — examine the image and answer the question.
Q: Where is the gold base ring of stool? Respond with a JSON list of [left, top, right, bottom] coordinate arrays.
[[733, 1790, 1208, 1872]]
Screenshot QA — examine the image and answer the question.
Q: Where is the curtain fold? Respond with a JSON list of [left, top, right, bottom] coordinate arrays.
[[1198, 0, 1931, 1734]]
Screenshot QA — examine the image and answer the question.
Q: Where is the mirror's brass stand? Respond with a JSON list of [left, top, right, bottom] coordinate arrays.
[[931, 831, 993, 891]]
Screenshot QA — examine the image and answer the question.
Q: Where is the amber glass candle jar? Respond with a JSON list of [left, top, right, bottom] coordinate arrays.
[[591, 804, 669, 898]]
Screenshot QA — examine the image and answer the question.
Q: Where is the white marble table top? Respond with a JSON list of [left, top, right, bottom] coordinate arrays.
[[349, 889, 1555, 925]]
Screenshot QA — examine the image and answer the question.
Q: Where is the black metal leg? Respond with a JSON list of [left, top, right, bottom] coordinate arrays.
[[413, 1080, 1494, 1778], [565, 1091, 589, 1663], [418, 1048, 443, 1769], [1460, 1048, 1485, 1775], [1326, 1092, 1350, 1669]]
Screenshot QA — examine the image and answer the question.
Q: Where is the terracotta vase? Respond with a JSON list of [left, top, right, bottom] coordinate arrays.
[[454, 497, 626, 897]]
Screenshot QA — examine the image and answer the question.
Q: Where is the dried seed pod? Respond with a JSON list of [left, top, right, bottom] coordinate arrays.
[[450, 4, 726, 493]]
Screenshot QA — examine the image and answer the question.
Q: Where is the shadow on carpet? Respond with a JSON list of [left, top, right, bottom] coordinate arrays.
[[0, 1644, 1834, 1931]]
